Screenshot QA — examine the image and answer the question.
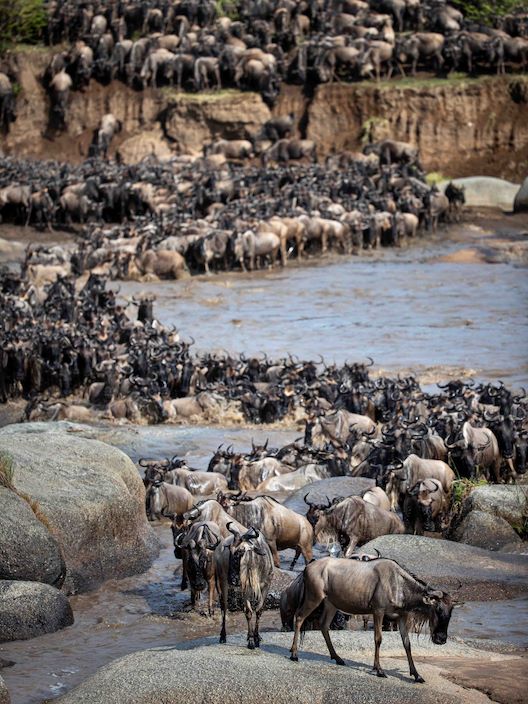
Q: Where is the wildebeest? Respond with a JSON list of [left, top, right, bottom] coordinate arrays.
[[148, 481, 194, 520], [215, 525, 274, 649], [220, 494, 314, 569], [387, 454, 455, 509], [289, 557, 455, 682], [402, 478, 446, 534], [179, 520, 221, 615], [313, 496, 404, 556]]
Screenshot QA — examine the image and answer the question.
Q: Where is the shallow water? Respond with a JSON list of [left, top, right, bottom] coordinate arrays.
[[120, 244, 528, 388]]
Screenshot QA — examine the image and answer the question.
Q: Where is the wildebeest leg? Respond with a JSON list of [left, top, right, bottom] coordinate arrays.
[[245, 605, 256, 649], [181, 553, 188, 590], [290, 587, 325, 661], [208, 575, 215, 616], [363, 615, 369, 630], [254, 607, 263, 647], [289, 546, 302, 570], [320, 602, 345, 665], [372, 611, 387, 677], [219, 577, 228, 643], [269, 540, 281, 568], [343, 536, 359, 558], [398, 615, 424, 682]]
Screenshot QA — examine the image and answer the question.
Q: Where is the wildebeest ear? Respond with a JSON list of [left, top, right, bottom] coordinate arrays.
[[423, 590, 443, 604]]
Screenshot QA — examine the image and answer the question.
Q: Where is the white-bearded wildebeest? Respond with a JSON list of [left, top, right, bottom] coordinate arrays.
[[289, 557, 456, 682], [184, 499, 247, 537], [386, 454, 455, 509], [219, 494, 314, 569], [215, 525, 274, 649], [313, 496, 404, 556], [446, 421, 502, 483], [402, 478, 447, 535], [148, 481, 194, 520], [179, 520, 221, 616]]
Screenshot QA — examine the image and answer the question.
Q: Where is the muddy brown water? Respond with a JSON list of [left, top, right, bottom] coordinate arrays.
[[1, 218, 528, 702], [118, 235, 528, 389]]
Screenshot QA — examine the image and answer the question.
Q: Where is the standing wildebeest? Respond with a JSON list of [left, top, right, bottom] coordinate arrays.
[[220, 494, 314, 569], [215, 525, 274, 649], [313, 496, 404, 556], [179, 520, 221, 615], [387, 454, 455, 509], [289, 557, 455, 682], [402, 478, 447, 535]]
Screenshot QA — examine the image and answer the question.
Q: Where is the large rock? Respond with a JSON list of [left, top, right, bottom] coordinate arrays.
[[0, 580, 73, 642], [0, 423, 159, 594], [0, 675, 9, 704], [361, 535, 528, 592], [513, 176, 528, 213], [54, 631, 511, 704], [463, 485, 528, 527], [452, 510, 522, 551], [162, 90, 271, 154], [284, 476, 375, 516], [439, 176, 520, 210], [0, 486, 65, 586]]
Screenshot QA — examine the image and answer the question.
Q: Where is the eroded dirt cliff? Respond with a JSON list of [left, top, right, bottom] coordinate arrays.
[[1, 47, 527, 180]]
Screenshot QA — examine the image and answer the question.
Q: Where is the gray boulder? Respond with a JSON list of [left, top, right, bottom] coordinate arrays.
[[361, 534, 528, 591], [53, 631, 506, 704], [0, 580, 73, 642], [452, 510, 522, 551], [513, 176, 528, 213], [0, 423, 159, 594], [0, 675, 9, 704], [284, 476, 375, 515], [0, 486, 65, 586], [462, 485, 528, 527]]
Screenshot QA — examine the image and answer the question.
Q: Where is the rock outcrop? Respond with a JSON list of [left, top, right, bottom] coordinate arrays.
[[53, 631, 515, 704], [0, 486, 65, 586], [514, 176, 528, 213], [0, 580, 73, 642], [0, 423, 159, 594], [451, 510, 522, 552]]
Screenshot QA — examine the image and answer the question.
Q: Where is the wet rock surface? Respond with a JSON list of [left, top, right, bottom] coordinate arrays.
[[0, 487, 65, 586], [285, 477, 375, 515], [0, 424, 159, 594], [514, 176, 528, 213], [0, 580, 73, 643], [452, 510, 523, 552], [53, 631, 515, 704], [361, 535, 528, 595], [0, 675, 9, 704]]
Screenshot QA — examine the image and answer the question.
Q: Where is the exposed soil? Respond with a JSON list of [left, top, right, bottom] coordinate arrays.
[[2, 48, 527, 180]]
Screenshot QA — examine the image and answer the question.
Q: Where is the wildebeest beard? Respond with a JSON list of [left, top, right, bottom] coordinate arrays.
[[228, 550, 242, 587]]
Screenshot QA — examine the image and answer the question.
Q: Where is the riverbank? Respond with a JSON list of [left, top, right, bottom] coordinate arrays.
[[2, 47, 528, 180]]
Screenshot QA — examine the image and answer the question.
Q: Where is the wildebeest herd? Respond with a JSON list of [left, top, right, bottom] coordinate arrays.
[[1, 0, 527, 132], [0, 140, 464, 281]]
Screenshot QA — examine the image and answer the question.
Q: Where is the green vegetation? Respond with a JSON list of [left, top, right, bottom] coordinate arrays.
[[451, 478, 488, 506], [426, 172, 447, 185], [215, 0, 240, 21], [452, 1, 526, 24], [0, 0, 46, 52], [0, 453, 14, 489]]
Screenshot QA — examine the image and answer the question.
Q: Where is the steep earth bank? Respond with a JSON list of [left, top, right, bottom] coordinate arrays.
[[1, 48, 527, 180]]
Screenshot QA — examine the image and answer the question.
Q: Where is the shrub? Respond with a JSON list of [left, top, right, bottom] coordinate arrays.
[[0, 0, 46, 51], [451, 1, 527, 24]]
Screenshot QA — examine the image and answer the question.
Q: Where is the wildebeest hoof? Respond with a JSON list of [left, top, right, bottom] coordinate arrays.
[[219, 636, 226, 644], [414, 675, 425, 683], [290, 655, 299, 662], [334, 657, 346, 666], [372, 669, 387, 678], [247, 641, 255, 650]]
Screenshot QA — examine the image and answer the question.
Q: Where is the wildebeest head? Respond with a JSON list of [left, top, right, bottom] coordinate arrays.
[[304, 493, 332, 528], [422, 590, 454, 645]]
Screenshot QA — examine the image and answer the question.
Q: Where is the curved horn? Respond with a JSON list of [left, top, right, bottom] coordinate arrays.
[[226, 521, 239, 536]]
